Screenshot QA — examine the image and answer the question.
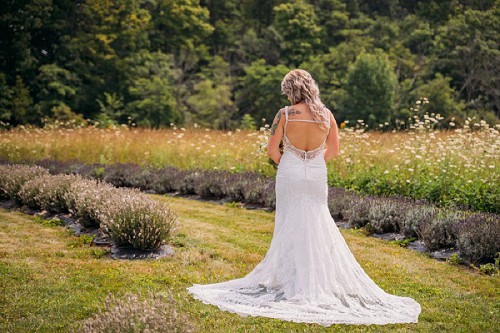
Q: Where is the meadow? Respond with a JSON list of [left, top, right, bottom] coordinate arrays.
[[0, 196, 498, 332], [0, 117, 498, 212]]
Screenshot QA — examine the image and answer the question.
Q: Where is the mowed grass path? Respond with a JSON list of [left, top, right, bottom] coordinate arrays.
[[0, 196, 498, 332]]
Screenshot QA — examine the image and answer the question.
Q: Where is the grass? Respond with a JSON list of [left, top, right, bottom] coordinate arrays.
[[1, 123, 498, 212], [0, 196, 499, 332]]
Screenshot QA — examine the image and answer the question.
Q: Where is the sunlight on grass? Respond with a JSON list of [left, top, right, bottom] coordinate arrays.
[[0, 196, 498, 332]]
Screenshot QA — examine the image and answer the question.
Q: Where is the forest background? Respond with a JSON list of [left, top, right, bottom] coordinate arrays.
[[0, 0, 499, 130]]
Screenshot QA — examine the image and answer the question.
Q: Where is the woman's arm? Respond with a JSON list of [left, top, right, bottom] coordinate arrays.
[[324, 112, 340, 161], [267, 108, 285, 164]]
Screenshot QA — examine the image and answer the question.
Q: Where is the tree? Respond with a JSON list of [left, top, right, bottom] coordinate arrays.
[[436, 6, 500, 115], [343, 52, 397, 129], [236, 60, 290, 125], [125, 50, 180, 128], [35, 64, 78, 117], [186, 56, 235, 129], [273, 0, 323, 66], [301, 41, 366, 113], [11, 76, 39, 126], [96, 92, 125, 127], [411, 74, 466, 126], [68, 0, 152, 118], [0, 73, 12, 123]]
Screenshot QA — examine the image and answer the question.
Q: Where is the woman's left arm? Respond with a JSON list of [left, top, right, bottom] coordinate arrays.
[[267, 108, 285, 164], [324, 112, 340, 161]]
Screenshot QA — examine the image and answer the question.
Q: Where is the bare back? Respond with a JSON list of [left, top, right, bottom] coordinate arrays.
[[284, 104, 329, 151]]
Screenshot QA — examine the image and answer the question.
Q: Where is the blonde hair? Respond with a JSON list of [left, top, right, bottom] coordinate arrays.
[[281, 69, 328, 128]]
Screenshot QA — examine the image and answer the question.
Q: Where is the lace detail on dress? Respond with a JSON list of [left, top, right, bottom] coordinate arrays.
[[282, 135, 325, 162]]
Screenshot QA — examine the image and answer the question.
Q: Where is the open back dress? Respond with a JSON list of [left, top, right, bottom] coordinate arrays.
[[187, 106, 421, 326]]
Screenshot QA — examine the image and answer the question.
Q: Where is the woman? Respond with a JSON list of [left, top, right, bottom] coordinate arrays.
[[187, 69, 421, 326]]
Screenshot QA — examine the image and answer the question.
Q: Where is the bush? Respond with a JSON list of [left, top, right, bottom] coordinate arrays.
[[149, 167, 183, 194], [456, 212, 500, 263], [64, 178, 117, 228], [99, 189, 177, 250], [417, 210, 463, 251], [177, 170, 202, 195], [79, 292, 195, 333], [102, 163, 149, 189], [225, 172, 266, 203], [328, 187, 359, 220], [18, 173, 80, 212], [0, 164, 49, 201], [365, 199, 409, 234], [195, 170, 227, 199], [347, 196, 373, 228], [35, 159, 85, 175], [400, 204, 438, 238]]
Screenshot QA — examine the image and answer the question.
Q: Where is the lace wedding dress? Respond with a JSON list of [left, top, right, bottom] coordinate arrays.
[[187, 107, 421, 326]]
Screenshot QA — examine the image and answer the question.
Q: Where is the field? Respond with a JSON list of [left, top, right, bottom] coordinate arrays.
[[1, 196, 499, 332], [0, 122, 499, 212]]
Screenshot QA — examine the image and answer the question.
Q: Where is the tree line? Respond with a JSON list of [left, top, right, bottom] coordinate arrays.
[[0, 0, 498, 130]]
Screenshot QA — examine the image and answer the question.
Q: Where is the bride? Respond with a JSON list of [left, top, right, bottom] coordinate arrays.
[[187, 69, 421, 326]]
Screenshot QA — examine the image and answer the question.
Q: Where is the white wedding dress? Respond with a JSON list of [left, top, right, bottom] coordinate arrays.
[[187, 107, 421, 326]]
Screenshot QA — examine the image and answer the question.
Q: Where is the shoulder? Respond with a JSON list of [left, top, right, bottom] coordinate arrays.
[[322, 106, 336, 127], [276, 107, 288, 119], [272, 107, 286, 124]]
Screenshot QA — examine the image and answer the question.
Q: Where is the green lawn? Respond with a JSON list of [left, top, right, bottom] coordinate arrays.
[[0, 196, 498, 332]]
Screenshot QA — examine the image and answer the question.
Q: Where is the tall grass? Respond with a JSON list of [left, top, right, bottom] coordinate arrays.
[[0, 118, 498, 211]]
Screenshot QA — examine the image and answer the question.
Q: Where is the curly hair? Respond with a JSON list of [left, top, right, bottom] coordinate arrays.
[[281, 69, 328, 128]]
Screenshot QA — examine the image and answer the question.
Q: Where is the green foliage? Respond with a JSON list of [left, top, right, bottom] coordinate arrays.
[[272, 0, 322, 66], [95, 92, 124, 127], [0, 0, 498, 127], [186, 56, 235, 129], [411, 74, 465, 126], [0, 72, 12, 123], [390, 237, 417, 248], [446, 253, 461, 266], [237, 60, 290, 124], [125, 51, 180, 127], [35, 64, 78, 117], [11, 76, 39, 126], [240, 114, 257, 130], [343, 52, 397, 128]]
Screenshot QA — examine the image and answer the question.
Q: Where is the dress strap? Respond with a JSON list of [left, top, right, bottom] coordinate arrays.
[[284, 106, 289, 137], [288, 119, 323, 123]]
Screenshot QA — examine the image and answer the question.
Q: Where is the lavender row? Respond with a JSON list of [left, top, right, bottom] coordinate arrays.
[[0, 164, 177, 251], [1, 159, 499, 264]]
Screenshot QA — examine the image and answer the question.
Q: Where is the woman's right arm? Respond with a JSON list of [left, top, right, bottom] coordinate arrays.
[[267, 109, 285, 164], [324, 112, 339, 161]]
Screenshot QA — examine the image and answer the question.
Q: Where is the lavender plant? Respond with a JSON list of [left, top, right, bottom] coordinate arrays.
[[0, 164, 49, 201], [64, 178, 117, 228], [417, 210, 464, 251], [79, 292, 195, 333], [347, 196, 373, 228], [98, 189, 177, 250], [18, 174, 80, 212], [456, 212, 500, 263], [366, 199, 408, 234], [400, 205, 438, 238], [327, 187, 359, 220]]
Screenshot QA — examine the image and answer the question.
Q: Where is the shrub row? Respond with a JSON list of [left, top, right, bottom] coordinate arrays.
[[346, 197, 499, 263], [0, 164, 177, 250], [1, 159, 499, 264]]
